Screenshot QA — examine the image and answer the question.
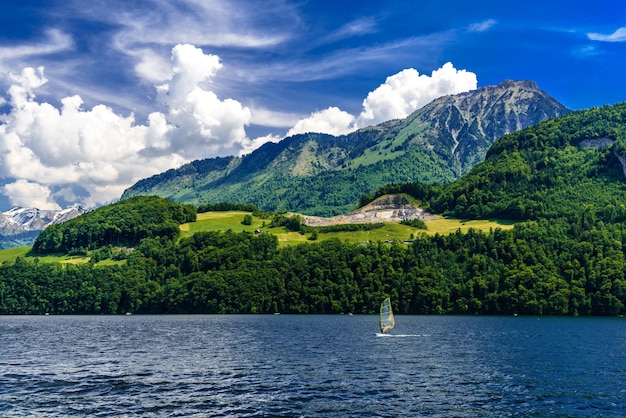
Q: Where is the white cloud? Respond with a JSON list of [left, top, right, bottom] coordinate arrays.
[[110, 0, 290, 50], [286, 63, 477, 136], [105, 0, 294, 86], [158, 44, 251, 158], [356, 63, 477, 127], [319, 17, 378, 44], [287, 107, 356, 136], [588, 27, 626, 42], [0, 70, 181, 207], [239, 134, 282, 156], [0, 29, 73, 65], [249, 107, 302, 128], [0, 36, 476, 210], [132, 48, 173, 83], [2, 180, 61, 210], [467, 19, 497, 33], [572, 45, 602, 58], [0, 45, 253, 209]]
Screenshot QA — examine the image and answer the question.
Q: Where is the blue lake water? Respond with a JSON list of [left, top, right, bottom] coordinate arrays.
[[1, 315, 625, 417]]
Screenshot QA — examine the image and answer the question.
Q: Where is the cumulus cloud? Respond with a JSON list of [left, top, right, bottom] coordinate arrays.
[[356, 63, 477, 127], [0, 44, 257, 209], [288, 63, 477, 136], [132, 48, 173, 83], [2, 180, 61, 210], [287, 107, 355, 136], [156, 44, 251, 158], [588, 27, 626, 42], [0, 46, 476, 210], [0, 68, 181, 208]]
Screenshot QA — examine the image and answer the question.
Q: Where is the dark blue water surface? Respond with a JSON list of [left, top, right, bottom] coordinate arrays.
[[1, 315, 625, 417]]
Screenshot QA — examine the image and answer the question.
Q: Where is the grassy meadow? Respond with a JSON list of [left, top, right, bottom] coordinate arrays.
[[0, 245, 91, 265], [0, 211, 515, 264], [177, 211, 516, 247]]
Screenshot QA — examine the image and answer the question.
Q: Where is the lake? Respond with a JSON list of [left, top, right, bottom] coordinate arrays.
[[1, 315, 625, 417]]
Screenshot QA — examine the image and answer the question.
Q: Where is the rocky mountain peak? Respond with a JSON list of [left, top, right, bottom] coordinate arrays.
[[496, 79, 539, 90], [0, 206, 87, 240], [409, 79, 570, 173]]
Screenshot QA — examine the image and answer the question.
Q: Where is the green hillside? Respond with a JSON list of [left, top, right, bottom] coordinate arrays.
[[33, 196, 197, 254], [2, 207, 515, 265], [431, 103, 626, 221], [122, 81, 568, 216]]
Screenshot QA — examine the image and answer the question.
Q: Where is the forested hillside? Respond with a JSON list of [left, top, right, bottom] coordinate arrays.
[[1, 217, 624, 316], [32, 196, 196, 254], [366, 103, 626, 222]]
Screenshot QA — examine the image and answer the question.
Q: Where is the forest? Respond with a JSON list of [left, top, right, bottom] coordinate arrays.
[[32, 196, 197, 254], [0, 206, 624, 316], [2, 104, 626, 316]]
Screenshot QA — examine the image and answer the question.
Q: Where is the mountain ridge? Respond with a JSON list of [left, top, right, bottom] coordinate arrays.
[[0, 206, 86, 249], [122, 80, 569, 216], [414, 101, 626, 221]]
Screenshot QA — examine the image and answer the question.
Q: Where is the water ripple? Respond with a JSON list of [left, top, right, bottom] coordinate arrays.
[[1, 315, 625, 416]]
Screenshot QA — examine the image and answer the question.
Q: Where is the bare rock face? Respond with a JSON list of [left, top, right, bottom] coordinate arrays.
[[300, 195, 438, 227], [408, 80, 570, 174]]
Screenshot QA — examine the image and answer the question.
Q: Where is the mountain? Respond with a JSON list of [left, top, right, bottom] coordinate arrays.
[[122, 80, 569, 216], [405, 102, 626, 222], [0, 206, 86, 249], [405, 80, 568, 171]]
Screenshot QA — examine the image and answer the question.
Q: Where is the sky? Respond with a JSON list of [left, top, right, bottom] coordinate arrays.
[[0, 0, 624, 211]]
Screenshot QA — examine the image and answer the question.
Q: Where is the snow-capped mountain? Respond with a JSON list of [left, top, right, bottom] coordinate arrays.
[[0, 206, 86, 236]]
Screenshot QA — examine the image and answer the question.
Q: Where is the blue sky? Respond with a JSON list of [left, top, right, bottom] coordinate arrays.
[[0, 0, 624, 210]]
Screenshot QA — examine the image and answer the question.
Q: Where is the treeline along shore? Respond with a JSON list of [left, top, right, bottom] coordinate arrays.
[[1, 200, 624, 316]]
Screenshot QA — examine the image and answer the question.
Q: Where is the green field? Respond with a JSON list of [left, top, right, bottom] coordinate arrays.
[[180, 211, 267, 236], [182, 211, 515, 245], [0, 245, 91, 265], [0, 211, 515, 264], [181, 211, 423, 246], [422, 218, 515, 235], [0, 246, 31, 263]]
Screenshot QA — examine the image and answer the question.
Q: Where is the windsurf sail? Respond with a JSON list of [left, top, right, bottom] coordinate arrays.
[[379, 297, 395, 334]]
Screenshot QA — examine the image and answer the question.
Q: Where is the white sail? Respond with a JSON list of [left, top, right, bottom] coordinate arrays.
[[379, 298, 395, 334]]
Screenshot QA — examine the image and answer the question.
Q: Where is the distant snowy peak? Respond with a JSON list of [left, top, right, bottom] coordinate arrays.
[[50, 207, 87, 225], [0, 206, 87, 233]]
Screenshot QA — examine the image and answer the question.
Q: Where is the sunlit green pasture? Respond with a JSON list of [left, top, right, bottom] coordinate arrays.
[[0, 212, 516, 264], [180, 211, 267, 237], [422, 218, 516, 235], [0, 247, 91, 265], [180, 211, 516, 247], [0, 246, 31, 263]]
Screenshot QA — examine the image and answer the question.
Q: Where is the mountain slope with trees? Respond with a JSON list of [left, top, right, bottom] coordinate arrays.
[[32, 196, 196, 254], [372, 102, 626, 222], [122, 80, 569, 216]]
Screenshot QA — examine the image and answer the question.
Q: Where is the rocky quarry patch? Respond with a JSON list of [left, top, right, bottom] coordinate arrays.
[[299, 195, 438, 227]]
